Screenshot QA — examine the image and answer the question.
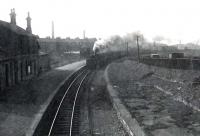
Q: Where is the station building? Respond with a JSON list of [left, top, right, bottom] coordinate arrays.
[[0, 9, 43, 91]]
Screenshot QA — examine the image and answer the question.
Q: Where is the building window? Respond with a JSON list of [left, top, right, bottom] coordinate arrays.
[[25, 60, 32, 75], [5, 64, 9, 87], [28, 65, 31, 74], [26, 61, 28, 75]]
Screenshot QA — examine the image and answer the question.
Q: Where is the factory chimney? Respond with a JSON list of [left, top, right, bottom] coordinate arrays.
[[83, 30, 85, 39], [52, 21, 54, 39]]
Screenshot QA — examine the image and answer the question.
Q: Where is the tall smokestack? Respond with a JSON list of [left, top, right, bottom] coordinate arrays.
[[83, 30, 85, 39], [26, 12, 32, 34], [10, 8, 16, 25], [52, 21, 54, 39]]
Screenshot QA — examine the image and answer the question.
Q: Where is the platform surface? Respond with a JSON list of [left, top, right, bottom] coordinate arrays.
[[0, 60, 85, 136]]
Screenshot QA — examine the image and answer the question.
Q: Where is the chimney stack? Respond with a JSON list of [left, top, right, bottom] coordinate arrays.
[[26, 12, 32, 34], [10, 8, 16, 25]]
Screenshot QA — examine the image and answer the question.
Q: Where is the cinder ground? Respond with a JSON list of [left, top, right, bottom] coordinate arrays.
[[0, 60, 85, 136], [107, 59, 200, 136], [108, 59, 200, 109], [80, 70, 128, 136]]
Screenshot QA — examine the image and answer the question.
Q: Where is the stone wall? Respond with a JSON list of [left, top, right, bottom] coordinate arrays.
[[0, 55, 39, 92]]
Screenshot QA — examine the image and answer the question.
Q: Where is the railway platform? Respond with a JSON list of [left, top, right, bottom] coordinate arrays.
[[0, 60, 85, 136]]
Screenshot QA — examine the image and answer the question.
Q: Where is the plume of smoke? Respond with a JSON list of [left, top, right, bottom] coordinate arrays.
[[92, 32, 149, 53], [93, 38, 107, 52]]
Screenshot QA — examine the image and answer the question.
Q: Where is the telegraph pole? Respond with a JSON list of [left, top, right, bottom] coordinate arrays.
[[136, 35, 140, 62]]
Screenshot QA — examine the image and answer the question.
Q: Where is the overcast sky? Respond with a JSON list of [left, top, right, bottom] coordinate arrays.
[[1, 0, 200, 44]]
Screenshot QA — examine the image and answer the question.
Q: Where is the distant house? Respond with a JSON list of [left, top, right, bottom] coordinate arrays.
[[38, 37, 96, 64], [38, 37, 96, 53]]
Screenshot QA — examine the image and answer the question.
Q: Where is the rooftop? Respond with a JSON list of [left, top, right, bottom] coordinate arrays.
[[0, 20, 36, 37]]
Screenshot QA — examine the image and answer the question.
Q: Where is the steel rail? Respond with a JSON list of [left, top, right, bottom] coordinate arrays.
[[47, 70, 86, 136], [69, 71, 89, 136]]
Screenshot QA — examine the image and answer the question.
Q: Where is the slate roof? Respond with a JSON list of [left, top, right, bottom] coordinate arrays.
[[0, 20, 33, 36]]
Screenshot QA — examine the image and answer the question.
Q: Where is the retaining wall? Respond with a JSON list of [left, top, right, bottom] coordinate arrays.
[[141, 58, 200, 70]]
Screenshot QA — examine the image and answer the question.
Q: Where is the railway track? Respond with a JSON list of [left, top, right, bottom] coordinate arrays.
[[33, 67, 90, 136]]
